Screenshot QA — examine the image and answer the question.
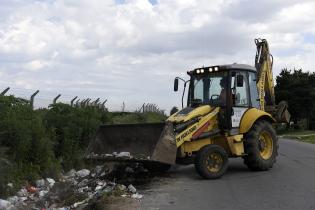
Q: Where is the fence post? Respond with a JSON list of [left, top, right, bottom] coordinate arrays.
[[71, 96, 78, 106], [76, 99, 81, 107], [122, 102, 125, 112], [101, 99, 107, 110], [0, 87, 10, 96], [92, 98, 100, 106], [53, 94, 61, 104], [86, 98, 91, 106], [30, 90, 39, 109]]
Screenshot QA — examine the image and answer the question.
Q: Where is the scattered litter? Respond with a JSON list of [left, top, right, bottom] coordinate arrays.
[[65, 169, 76, 177], [0, 199, 14, 210], [117, 184, 126, 191], [7, 183, 13, 188], [39, 190, 48, 198], [94, 165, 103, 174], [36, 179, 46, 188], [76, 169, 90, 178], [131, 193, 143, 199], [4, 164, 147, 209], [72, 199, 88, 208], [46, 178, 55, 187], [116, 152, 131, 158], [26, 185, 37, 194], [95, 185, 103, 191], [7, 196, 18, 205], [78, 179, 89, 187], [18, 197, 27, 202], [128, 184, 137, 193], [125, 166, 134, 173], [17, 188, 27, 197]]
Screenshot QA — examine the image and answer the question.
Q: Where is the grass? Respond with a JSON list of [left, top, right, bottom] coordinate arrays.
[[279, 130, 315, 144]]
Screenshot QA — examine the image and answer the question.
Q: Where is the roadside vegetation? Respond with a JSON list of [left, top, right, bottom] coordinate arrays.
[[278, 130, 315, 144], [0, 95, 166, 197], [275, 68, 315, 144], [275, 68, 315, 129]]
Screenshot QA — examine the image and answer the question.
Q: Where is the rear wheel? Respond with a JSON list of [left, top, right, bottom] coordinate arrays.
[[243, 120, 278, 170], [194, 145, 228, 179]]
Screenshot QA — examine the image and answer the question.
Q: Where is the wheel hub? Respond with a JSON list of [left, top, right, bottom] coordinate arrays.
[[206, 153, 223, 173], [258, 131, 273, 160]]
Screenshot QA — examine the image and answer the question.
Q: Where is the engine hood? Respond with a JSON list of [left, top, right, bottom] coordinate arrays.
[[167, 105, 212, 123]]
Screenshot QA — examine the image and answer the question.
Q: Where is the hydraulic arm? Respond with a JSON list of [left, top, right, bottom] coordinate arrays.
[[255, 38, 290, 122]]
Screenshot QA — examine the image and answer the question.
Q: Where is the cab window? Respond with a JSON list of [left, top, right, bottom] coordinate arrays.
[[231, 71, 249, 107]]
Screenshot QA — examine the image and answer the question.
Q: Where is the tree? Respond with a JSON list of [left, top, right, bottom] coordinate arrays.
[[275, 68, 315, 128]]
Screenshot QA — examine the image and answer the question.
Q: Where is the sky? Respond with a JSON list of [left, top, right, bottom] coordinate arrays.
[[0, 0, 315, 112]]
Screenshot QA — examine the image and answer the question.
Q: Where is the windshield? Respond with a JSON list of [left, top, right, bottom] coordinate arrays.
[[189, 72, 228, 106]]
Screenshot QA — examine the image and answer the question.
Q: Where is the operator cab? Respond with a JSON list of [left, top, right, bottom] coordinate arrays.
[[174, 64, 259, 132]]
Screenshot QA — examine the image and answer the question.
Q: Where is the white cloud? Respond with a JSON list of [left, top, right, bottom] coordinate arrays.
[[0, 0, 314, 111]]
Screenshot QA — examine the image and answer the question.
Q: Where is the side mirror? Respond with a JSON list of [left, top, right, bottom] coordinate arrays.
[[174, 78, 179, 92], [236, 75, 244, 87]]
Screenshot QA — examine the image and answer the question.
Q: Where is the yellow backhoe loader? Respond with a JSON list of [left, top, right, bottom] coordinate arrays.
[[86, 38, 290, 179]]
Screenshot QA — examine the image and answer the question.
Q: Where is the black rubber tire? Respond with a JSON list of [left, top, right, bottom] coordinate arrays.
[[243, 120, 278, 171], [194, 145, 228, 179], [144, 162, 171, 173]]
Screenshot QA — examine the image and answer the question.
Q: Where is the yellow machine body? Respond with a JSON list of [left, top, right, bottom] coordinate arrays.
[[167, 105, 275, 159]]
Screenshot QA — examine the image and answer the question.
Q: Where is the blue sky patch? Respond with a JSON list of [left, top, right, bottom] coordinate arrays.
[[303, 33, 315, 44]]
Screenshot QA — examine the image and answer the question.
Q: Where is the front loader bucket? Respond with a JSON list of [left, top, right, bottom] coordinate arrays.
[[86, 122, 177, 165]]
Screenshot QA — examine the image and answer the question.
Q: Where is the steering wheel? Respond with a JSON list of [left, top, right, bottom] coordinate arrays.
[[211, 94, 220, 100]]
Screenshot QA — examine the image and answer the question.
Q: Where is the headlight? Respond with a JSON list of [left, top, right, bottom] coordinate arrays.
[[200, 69, 204, 73], [196, 69, 200, 74], [209, 67, 213, 72], [214, 67, 219, 71]]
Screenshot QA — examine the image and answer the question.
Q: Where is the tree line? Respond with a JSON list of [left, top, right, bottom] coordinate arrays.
[[275, 68, 315, 129]]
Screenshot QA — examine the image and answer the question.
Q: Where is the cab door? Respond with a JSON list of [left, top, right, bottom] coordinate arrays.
[[230, 71, 250, 134]]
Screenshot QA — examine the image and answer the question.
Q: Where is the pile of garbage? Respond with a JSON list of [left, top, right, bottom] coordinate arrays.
[[0, 163, 146, 210]]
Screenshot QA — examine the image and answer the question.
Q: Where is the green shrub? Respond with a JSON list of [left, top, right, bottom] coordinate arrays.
[[0, 95, 166, 197]]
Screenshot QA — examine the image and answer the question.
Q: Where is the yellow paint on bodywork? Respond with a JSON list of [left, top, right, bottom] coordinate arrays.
[[175, 107, 220, 147], [183, 138, 212, 154], [167, 105, 212, 123], [239, 108, 275, 134], [227, 135, 244, 156]]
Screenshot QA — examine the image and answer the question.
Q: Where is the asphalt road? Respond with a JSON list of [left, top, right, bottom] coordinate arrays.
[[140, 139, 315, 210]]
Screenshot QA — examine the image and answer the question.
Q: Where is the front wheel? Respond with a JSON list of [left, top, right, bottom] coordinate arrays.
[[243, 120, 278, 170], [194, 145, 228, 179]]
